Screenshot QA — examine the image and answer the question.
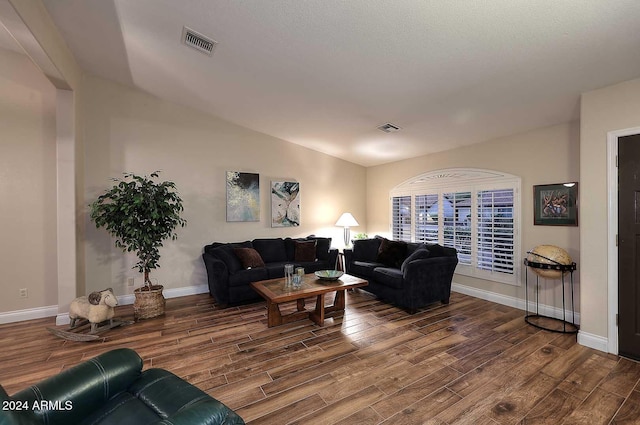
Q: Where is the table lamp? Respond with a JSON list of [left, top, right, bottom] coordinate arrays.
[[335, 212, 359, 247]]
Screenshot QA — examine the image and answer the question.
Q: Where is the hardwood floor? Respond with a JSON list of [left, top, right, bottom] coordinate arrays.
[[1, 290, 639, 424]]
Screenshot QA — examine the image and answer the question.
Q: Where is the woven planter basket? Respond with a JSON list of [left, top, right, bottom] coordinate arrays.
[[133, 285, 165, 320]]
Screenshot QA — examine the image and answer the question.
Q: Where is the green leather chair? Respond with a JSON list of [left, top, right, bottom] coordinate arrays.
[[0, 348, 244, 425]]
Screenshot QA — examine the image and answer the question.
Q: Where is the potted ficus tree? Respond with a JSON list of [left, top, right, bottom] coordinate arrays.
[[89, 171, 186, 320]]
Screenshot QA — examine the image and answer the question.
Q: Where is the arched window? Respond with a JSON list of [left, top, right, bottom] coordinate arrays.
[[390, 168, 521, 285]]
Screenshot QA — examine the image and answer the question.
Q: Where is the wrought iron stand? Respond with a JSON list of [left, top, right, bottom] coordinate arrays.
[[524, 259, 578, 334]]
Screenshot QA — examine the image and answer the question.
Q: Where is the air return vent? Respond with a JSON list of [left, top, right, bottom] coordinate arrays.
[[377, 123, 401, 133], [182, 26, 217, 56]]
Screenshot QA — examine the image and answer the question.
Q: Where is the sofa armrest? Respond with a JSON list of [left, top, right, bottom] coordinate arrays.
[[402, 256, 459, 304], [10, 348, 142, 425], [154, 400, 245, 425], [327, 248, 338, 270], [343, 249, 353, 273], [202, 253, 230, 305]]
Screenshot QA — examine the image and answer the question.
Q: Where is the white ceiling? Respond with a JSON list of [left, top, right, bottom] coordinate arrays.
[[41, 0, 640, 166]]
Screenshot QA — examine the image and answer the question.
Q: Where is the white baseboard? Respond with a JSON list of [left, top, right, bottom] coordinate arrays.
[[56, 313, 70, 326], [115, 284, 210, 306], [577, 330, 609, 353], [451, 282, 581, 324], [0, 305, 58, 325], [13, 284, 211, 326]]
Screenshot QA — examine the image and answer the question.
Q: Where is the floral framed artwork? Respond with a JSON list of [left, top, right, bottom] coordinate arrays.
[[533, 182, 578, 226], [271, 181, 300, 227]]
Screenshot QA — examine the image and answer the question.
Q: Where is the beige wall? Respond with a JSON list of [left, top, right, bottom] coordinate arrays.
[[0, 48, 57, 311], [4, 0, 84, 319], [366, 122, 580, 308], [82, 75, 366, 295], [580, 77, 640, 341]]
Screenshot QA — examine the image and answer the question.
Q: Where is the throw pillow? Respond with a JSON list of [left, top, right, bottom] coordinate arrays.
[[400, 248, 431, 273], [294, 240, 317, 262], [424, 243, 448, 257], [233, 248, 266, 269], [376, 238, 408, 268]]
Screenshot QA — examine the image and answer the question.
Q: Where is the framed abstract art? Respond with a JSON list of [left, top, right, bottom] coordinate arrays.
[[226, 171, 260, 222], [271, 181, 300, 227]]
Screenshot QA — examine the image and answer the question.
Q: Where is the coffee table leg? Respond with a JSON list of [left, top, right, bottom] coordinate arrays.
[[309, 294, 325, 326], [334, 290, 346, 310], [267, 301, 283, 328], [297, 298, 306, 311]]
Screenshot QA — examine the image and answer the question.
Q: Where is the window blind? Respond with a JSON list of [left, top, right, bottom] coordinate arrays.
[[392, 196, 412, 242], [443, 191, 472, 265], [477, 189, 515, 274], [415, 194, 439, 243]]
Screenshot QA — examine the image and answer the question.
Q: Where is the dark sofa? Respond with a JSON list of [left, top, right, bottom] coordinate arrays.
[[202, 236, 338, 306], [0, 348, 244, 425], [344, 238, 458, 313]]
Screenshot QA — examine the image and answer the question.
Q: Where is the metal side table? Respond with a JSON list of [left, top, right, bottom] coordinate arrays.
[[524, 258, 578, 333]]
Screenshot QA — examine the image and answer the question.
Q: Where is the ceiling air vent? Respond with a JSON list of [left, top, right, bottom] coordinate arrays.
[[377, 123, 401, 133], [182, 26, 217, 56]]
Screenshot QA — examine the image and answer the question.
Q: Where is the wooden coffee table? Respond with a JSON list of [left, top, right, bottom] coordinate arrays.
[[250, 273, 368, 327]]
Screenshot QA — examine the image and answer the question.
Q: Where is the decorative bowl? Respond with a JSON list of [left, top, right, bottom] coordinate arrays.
[[314, 270, 344, 281]]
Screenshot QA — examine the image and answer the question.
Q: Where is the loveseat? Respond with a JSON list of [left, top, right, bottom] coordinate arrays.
[[0, 348, 244, 425], [203, 236, 338, 306], [344, 237, 458, 313]]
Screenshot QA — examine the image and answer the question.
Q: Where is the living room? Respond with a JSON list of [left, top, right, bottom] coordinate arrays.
[[2, 1, 640, 423]]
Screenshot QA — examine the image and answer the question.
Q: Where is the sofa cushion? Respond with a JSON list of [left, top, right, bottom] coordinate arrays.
[[295, 240, 317, 262], [373, 267, 404, 289], [206, 242, 252, 274], [406, 242, 428, 256], [350, 260, 385, 278], [353, 238, 382, 261], [284, 237, 302, 260], [265, 262, 289, 279], [229, 268, 268, 287], [425, 243, 456, 258], [295, 261, 328, 273], [376, 238, 408, 268], [253, 238, 287, 263], [233, 248, 266, 269], [307, 236, 332, 261], [401, 248, 431, 273], [82, 392, 160, 425]]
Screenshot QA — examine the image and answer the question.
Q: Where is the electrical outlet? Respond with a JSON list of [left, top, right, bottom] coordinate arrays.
[[127, 278, 135, 287], [19, 288, 28, 298]]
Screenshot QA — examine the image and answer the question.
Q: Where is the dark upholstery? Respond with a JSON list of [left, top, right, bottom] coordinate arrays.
[[233, 248, 266, 269], [344, 238, 458, 313], [376, 238, 408, 268], [0, 348, 244, 425], [203, 236, 338, 306], [294, 240, 317, 262], [252, 238, 287, 263]]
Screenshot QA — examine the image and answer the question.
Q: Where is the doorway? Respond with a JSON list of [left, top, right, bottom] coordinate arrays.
[[618, 134, 640, 360]]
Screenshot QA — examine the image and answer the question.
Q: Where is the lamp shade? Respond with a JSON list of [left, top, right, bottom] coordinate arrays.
[[335, 213, 359, 227]]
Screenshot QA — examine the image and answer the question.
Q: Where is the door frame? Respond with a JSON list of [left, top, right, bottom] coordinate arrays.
[[607, 126, 640, 355]]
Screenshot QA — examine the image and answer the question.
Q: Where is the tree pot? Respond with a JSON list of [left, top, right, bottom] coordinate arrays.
[[133, 285, 165, 320]]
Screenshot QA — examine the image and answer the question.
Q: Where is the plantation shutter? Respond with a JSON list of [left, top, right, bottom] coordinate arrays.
[[477, 189, 515, 274], [392, 196, 412, 242], [415, 194, 439, 243], [443, 191, 471, 265]]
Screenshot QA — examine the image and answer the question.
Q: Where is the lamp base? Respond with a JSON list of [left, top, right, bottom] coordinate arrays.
[[343, 227, 351, 247]]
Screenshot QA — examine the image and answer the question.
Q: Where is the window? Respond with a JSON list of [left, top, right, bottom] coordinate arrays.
[[390, 169, 520, 285], [415, 194, 438, 243], [477, 189, 515, 275], [392, 195, 411, 242], [443, 191, 472, 266]]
